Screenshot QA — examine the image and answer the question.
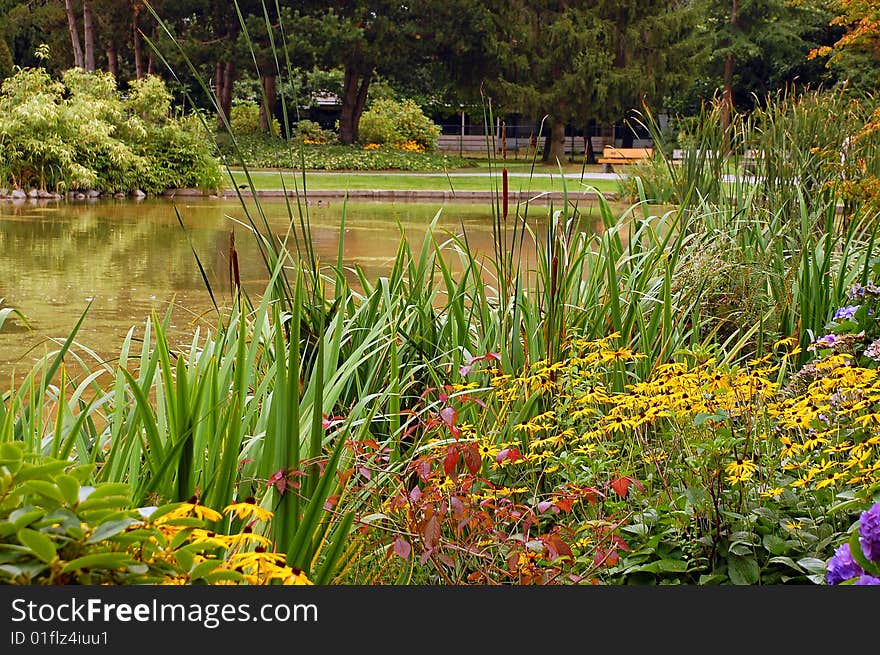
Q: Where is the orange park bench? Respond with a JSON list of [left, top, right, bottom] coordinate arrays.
[[597, 146, 654, 172]]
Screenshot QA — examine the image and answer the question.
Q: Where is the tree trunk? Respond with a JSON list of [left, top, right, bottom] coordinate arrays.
[[584, 123, 596, 164], [215, 62, 225, 127], [339, 64, 372, 145], [721, 53, 734, 133], [544, 119, 567, 165], [133, 11, 144, 79], [83, 3, 96, 72], [65, 0, 84, 69], [259, 74, 277, 133], [146, 25, 156, 75], [721, 0, 738, 136], [221, 61, 235, 128], [106, 43, 118, 79], [621, 124, 634, 148]]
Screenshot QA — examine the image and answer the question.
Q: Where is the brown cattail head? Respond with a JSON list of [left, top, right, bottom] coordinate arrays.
[[229, 230, 240, 297]]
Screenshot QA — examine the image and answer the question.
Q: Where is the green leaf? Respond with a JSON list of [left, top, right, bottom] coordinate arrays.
[[796, 557, 828, 575], [848, 529, 880, 577], [61, 552, 134, 573], [174, 549, 195, 572], [55, 475, 80, 506], [13, 460, 69, 483], [21, 480, 66, 504], [189, 558, 223, 581], [630, 559, 689, 574], [728, 554, 760, 585], [8, 509, 44, 531], [762, 534, 787, 555], [16, 528, 57, 564], [201, 569, 245, 584], [729, 542, 754, 556], [767, 556, 804, 573], [86, 518, 139, 544]]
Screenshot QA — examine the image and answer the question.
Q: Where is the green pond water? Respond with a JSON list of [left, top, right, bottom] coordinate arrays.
[[0, 196, 613, 383]]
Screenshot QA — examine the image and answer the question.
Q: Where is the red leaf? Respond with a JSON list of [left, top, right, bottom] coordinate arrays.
[[543, 534, 573, 562], [268, 468, 288, 495], [422, 514, 442, 550], [537, 500, 555, 513], [554, 497, 575, 513], [486, 352, 501, 361], [611, 477, 631, 498], [462, 442, 481, 475], [409, 486, 423, 503], [497, 447, 524, 463], [392, 536, 412, 560], [443, 447, 460, 478], [439, 406, 458, 429]]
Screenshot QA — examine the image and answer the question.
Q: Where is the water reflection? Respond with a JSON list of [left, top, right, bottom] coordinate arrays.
[[0, 197, 612, 380]]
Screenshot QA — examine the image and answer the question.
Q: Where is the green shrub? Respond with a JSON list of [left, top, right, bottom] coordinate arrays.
[[0, 67, 221, 193], [358, 97, 441, 151], [221, 137, 475, 171], [292, 119, 336, 144], [0, 442, 313, 585], [229, 100, 280, 137]]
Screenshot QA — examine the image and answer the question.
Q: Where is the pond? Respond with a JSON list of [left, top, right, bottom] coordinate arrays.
[[0, 196, 618, 383]]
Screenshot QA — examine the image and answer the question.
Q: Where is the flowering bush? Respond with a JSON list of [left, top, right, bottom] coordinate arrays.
[[0, 442, 311, 585], [808, 281, 880, 367], [826, 502, 880, 585], [0, 67, 221, 193], [357, 97, 441, 151]]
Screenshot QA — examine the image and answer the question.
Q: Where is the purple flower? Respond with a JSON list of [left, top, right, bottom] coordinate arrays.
[[834, 305, 860, 321], [854, 575, 880, 585], [858, 502, 880, 562], [848, 283, 866, 300], [827, 543, 864, 585], [810, 334, 839, 351], [865, 339, 880, 361]]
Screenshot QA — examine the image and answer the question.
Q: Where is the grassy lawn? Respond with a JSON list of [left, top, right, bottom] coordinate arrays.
[[225, 168, 622, 194]]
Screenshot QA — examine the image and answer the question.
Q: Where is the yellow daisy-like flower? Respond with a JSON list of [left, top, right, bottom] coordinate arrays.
[[478, 442, 499, 460], [227, 551, 287, 570], [224, 497, 273, 522], [760, 487, 785, 499], [282, 567, 314, 585], [160, 499, 223, 523], [724, 458, 757, 485], [224, 531, 272, 548]]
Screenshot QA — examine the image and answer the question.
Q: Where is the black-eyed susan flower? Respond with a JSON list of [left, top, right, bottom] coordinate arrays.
[[724, 458, 757, 485], [161, 497, 223, 522], [224, 496, 273, 522]]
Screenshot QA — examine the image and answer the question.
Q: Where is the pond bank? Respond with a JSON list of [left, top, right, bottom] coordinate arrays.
[[165, 188, 620, 203]]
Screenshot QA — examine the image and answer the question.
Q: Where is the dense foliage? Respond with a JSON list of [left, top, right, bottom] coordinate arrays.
[[358, 97, 442, 151], [0, 67, 222, 193], [218, 136, 475, 171]]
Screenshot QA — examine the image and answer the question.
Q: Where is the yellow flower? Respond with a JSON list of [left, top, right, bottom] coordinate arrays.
[[227, 551, 287, 569], [224, 531, 272, 548], [478, 441, 499, 460], [282, 567, 314, 585], [224, 497, 273, 523], [760, 487, 785, 498], [724, 458, 757, 485], [160, 499, 223, 523]]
